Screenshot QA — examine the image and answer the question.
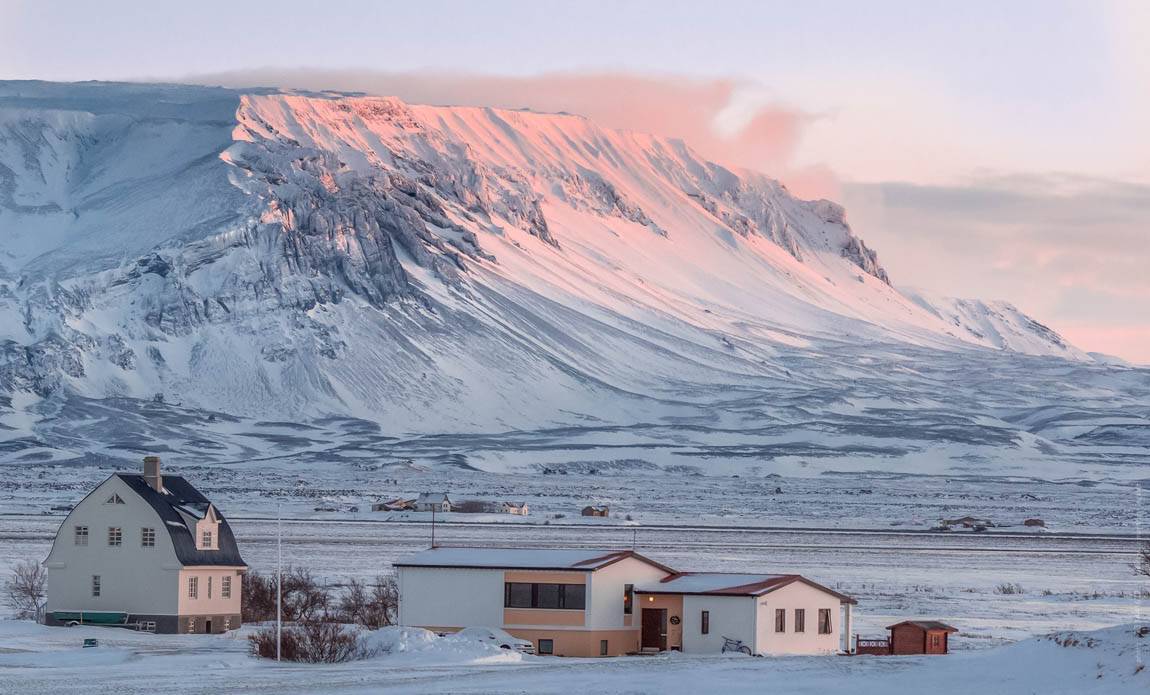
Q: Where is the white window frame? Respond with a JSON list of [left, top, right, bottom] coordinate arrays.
[[74, 525, 88, 546], [141, 527, 156, 547], [221, 575, 232, 599], [107, 526, 122, 547], [207, 576, 213, 599], [188, 576, 199, 599], [92, 574, 101, 597]]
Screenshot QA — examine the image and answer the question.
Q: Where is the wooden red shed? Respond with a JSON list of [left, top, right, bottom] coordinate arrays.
[[886, 620, 957, 655]]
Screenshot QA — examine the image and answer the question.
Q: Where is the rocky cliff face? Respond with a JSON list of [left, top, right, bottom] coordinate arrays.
[[2, 82, 1129, 473]]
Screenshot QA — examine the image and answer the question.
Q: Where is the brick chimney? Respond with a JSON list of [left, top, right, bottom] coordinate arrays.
[[143, 456, 163, 492]]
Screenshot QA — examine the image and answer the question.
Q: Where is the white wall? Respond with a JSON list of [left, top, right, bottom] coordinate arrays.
[[755, 581, 843, 655], [680, 595, 756, 654], [586, 557, 671, 629], [45, 477, 182, 616], [398, 566, 504, 628]]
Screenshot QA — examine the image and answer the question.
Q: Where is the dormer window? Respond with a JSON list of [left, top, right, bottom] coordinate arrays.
[[104, 493, 125, 505], [194, 505, 220, 550]]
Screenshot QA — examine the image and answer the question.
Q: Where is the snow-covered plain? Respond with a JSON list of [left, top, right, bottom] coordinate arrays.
[[0, 618, 1146, 694]]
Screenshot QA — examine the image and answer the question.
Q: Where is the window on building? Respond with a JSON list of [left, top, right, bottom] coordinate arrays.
[[794, 608, 806, 633], [201, 530, 213, 549], [818, 608, 832, 634], [623, 583, 634, 614], [504, 582, 586, 610], [141, 527, 155, 547], [142, 621, 156, 632], [701, 610, 710, 635], [600, 639, 609, 656], [91, 575, 101, 597], [187, 617, 196, 633], [775, 608, 786, 632], [107, 527, 122, 546], [104, 493, 125, 505], [223, 617, 231, 631], [74, 525, 88, 546], [188, 576, 199, 599], [207, 576, 213, 599], [538, 639, 554, 655], [222, 575, 232, 599]]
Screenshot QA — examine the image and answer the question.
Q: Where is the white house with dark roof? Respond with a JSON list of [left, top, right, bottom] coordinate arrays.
[[43, 456, 246, 634], [416, 493, 452, 512], [634, 572, 856, 655]]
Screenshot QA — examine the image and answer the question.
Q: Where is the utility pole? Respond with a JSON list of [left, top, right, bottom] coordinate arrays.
[[632, 528, 637, 550], [431, 505, 437, 548], [276, 503, 282, 662]]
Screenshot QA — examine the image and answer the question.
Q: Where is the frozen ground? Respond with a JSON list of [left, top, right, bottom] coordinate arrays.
[[0, 619, 1145, 694]]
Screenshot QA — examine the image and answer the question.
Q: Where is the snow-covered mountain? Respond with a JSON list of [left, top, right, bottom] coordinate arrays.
[[0, 81, 1145, 477]]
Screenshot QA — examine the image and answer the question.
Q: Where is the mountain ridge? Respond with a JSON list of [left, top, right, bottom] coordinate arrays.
[[1, 81, 1143, 479]]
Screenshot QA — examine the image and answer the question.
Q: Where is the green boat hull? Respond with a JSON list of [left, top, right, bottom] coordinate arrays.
[[52, 611, 127, 625]]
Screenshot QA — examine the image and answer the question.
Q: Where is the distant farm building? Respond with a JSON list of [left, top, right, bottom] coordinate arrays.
[[416, 493, 452, 513], [1023, 518, 1046, 528], [502, 502, 529, 515], [372, 498, 415, 512], [887, 620, 957, 654], [582, 505, 609, 517]]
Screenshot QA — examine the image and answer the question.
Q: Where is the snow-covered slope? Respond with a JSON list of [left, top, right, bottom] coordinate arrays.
[[0, 82, 1146, 476]]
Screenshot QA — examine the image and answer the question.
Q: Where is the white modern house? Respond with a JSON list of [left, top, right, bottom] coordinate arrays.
[[395, 546, 856, 657], [43, 456, 247, 634], [396, 547, 674, 656], [633, 573, 856, 655]]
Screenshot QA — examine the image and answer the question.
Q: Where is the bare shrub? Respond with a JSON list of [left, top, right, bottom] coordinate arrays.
[[1136, 541, 1149, 578], [994, 582, 1025, 595], [4, 560, 47, 622], [242, 567, 330, 623], [248, 619, 376, 663], [337, 576, 398, 629]]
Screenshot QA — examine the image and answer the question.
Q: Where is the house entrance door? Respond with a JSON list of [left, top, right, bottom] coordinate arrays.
[[205, 619, 213, 634], [641, 608, 667, 650]]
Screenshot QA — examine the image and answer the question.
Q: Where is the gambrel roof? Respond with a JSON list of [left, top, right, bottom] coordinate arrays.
[[115, 474, 246, 567]]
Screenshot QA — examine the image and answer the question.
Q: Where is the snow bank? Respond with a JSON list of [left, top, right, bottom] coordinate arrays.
[[362, 626, 525, 665]]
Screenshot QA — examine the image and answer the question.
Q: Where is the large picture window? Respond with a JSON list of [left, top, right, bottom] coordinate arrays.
[[504, 582, 586, 610]]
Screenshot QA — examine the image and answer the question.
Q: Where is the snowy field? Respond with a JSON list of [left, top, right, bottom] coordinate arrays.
[[0, 618, 1146, 693]]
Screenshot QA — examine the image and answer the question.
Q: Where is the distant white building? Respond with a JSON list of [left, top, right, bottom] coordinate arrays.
[[416, 493, 452, 512], [43, 456, 247, 634], [502, 502, 529, 515]]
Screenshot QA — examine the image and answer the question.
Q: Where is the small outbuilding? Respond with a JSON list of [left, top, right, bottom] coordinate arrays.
[[886, 620, 957, 655], [1023, 518, 1045, 528], [372, 498, 415, 512], [582, 505, 609, 517]]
